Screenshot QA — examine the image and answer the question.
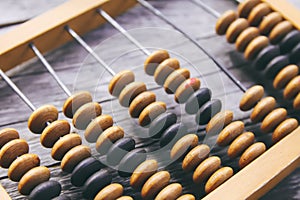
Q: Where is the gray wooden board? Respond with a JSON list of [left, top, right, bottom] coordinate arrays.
[[0, 0, 300, 199]]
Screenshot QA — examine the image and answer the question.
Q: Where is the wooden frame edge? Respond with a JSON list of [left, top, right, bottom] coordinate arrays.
[[0, 184, 11, 200]]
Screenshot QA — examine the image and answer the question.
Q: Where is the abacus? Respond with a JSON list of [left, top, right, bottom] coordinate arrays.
[[1, 0, 300, 199]]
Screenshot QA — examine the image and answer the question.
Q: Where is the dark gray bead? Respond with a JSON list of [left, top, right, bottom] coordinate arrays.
[[185, 88, 212, 114], [195, 99, 222, 125], [280, 30, 300, 54], [118, 148, 146, 177], [160, 123, 187, 147], [264, 55, 290, 79], [253, 45, 280, 70], [28, 181, 61, 200], [290, 43, 300, 64], [149, 112, 177, 138]]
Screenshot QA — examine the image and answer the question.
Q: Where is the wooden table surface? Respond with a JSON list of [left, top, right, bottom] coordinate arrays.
[[0, 0, 300, 199]]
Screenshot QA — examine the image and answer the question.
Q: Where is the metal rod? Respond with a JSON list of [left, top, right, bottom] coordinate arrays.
[[136, 0, 247, 93], [29, 43, 72, 97], [191, 0, 221, 18], [65, 26, 116, 76]]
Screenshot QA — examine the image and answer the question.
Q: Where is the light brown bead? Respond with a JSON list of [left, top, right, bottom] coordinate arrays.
[[175, 78, 201, 103], [40, 120, 70, 148], [94, 183, 123, 200], [139, 102, 167, 127], [269, 21, 294, 44], [63, 91, 92, 118], [176, 194, 195, 200], [248, 3, 272, 26], [164, 68, 190, 94], [0, 128, 19, 149], [154, 58, 180, 85], [237, 0, 260, 18], [235, 27, 260, 52], [51, 133, 82, 161], [0, 139, 29, 168], [119, 82, 147, 107], [240, 85, 264, 111], [141, 171, 171, 200], [272, 118, 298, 143], [294, 93, 300, 110], [283, 76, 300, 100], [170, 134, 198, 160], [244, 36, 269, 60], [28, 105, 58, 134], [72, 102, 102, 130], [206, 110, 234, 135], [18, 166, 50, 195], [155, 183, 182, 200], [239, 142, 266, 168], [117, 197, 134, 200], [226, 18, 249, 43], [250, 96, 276, 123], [8, 154, 40, 182], [227, 132, 255, 158], [259, 12, 283, 35], [182, 144, 210, 172], [96, 126, 124, 155], [215, 10, 238, 35], [261, 108, 287, 133], [130, 159, 158, 190], [217, 121, 244, 146], [273, 65, 299, 89], [61, 145, 91, 173], [193, 156, 221, 184], [129, 91, 156, 118], [144, 50, 170, 75], [109, 70, 135, 97], [205, 167, 233, 194], [84, 115, 113, 143]]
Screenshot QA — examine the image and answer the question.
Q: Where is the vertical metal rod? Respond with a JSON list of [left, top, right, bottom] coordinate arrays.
[[65, 26, 116, 76], [191, 0, 221, 18], [29, 43, 72, 97]]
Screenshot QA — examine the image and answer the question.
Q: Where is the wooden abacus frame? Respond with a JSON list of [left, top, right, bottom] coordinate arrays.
[[1, 0, 300, 199]]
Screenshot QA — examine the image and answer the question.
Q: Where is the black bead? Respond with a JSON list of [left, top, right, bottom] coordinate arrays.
[[253, 45, 280, 70], [185, 88, 212, 114], [118, 148, 146, 177], [106, 137, 135, 166], [279, 30, 300, 54], [149, 112, 177, 138], [160, 123, 187, 147], [195, 99, 222, 125], [290, 43, 300, 64], [56, 195, 71, 200], [28, 181, 61, 200], [82, 169, 112, 199], [71, 157, 104, 187], [264, 55, 290, 79]]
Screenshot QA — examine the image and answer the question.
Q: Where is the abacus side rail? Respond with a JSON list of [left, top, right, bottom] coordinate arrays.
[[0, 184, 11, 200]]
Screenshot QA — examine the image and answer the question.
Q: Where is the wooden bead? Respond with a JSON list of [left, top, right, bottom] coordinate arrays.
[[175, 78, 201, 103], [193, 156, 221, 184], [284, 76, 300, 99], [185, 88, 211, 114], [264, 55, 290, 79], [226, 18, 249, 43], [119, 82, 147, 107], [139, 101, 167, 127], [18, 166, 50, 195], [272, 118, 298, 143], [144, 50, 170, 75], [244, 36, 269, 60], [182, 144, 210, 172], [40, 120, 70, 148], [0, 128, 19, 149], [8, 154, 40, 182], [84, 115, 113, 143], [273, 65, 299, 89], [250, 97, 276, 123], [206, 110, 233, 135], [261, 108, 287, 133], [63, 91, 92, 118], [130, 159, 158, 190], [160, 123, 187, 147], [28, 105, 58, 134], [109, 70, 135, 97], [61, 145, 91, 173], [28, 180, 61, 200], [96, 126, 124, 155], [236, 27, 260, 52], [0, 139, 29, 168], [94, 183, 123, 200], [51, 133, 82, 161], [117, 196, 134, 200], [129, 91, 156, 118], [240, 85, 264, 111], [176, 194, 195, 200], [154, 58, 180, 85], [279, 30, 300, 53], [170, 134, 198, 160], [149, 112, 177, 138], [237, 0, 260, 18], [164, 68, 190, 94], [215, 10, 237, 35], [72, 102, 102, 130], [253, 45, 280, 70], [205, 167, 233, 194], [141, 171, 171, 200], [248, 3, 272, 26], [259, 12, 283, 35], [269, 21, 294, 44], [239, 142, 266, 168], [217, 121, 244, 146], [195, 99, 222, 125], [227, 132, 255, 158], [155, 183, 182, 200], [294, 93, 300, 110]]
